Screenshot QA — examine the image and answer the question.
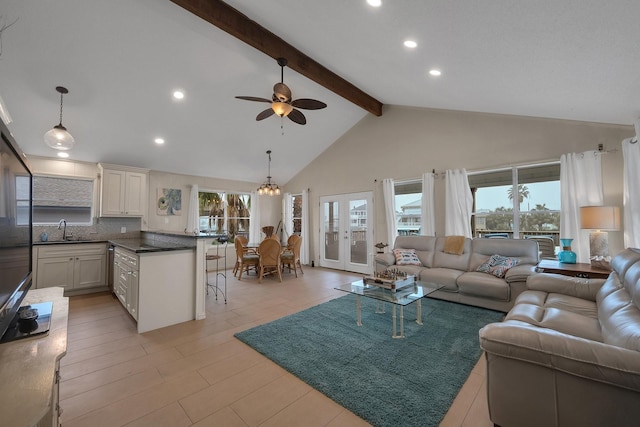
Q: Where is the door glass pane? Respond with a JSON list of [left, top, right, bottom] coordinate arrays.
[[349, 199, 368, 264], [324, 201, 339, 261]]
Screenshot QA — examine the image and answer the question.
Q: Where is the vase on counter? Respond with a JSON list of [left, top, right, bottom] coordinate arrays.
[[558, 238, 577, 264]]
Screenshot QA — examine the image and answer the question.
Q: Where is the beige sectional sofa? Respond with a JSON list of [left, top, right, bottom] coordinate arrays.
[[375, 235, 539, 312], [479, 248, 640, 427]]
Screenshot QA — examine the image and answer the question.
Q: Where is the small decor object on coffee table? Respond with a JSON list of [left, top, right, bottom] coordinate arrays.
[[363, 268, 416, 291]]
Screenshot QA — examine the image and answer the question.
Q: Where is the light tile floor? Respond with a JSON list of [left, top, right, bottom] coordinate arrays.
[[59, 267, 493, 427]]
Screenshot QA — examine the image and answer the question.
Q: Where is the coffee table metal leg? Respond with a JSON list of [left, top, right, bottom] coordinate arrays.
[[356, 295, 362, 326], [416, 299, 423, 325], [375, 301, 385, 313]]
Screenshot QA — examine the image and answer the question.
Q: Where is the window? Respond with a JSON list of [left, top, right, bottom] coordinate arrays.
[[198, 190, 251, 239], [469, 163, 560, 243], [292, 194, 302, 235], [394, 180, 422, 236], [15, 175, 31, 226], [32, 176, 94, 225]]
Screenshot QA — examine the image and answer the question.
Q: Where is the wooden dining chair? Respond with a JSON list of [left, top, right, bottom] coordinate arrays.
[[281, 235, 303, 277], [234, 238, 259, 280], [258, 238, 282, 283]]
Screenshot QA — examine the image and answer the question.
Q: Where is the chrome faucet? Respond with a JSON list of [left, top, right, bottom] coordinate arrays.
[[58, 219, 67, 241]]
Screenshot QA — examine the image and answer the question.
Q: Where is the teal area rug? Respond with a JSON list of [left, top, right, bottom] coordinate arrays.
[[234, 295, 504, 427]]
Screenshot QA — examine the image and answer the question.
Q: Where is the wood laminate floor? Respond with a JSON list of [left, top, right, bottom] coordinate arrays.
[[59, 267, 493, 427]]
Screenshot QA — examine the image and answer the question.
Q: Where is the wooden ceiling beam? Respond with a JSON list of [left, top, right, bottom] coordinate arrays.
[[170, 0, 383, 116]]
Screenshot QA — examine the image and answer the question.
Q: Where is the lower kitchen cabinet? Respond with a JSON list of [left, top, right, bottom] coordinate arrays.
[[114, 247, 139, 320], [35, 243, 107, 294], [111, 245, 195, 333]]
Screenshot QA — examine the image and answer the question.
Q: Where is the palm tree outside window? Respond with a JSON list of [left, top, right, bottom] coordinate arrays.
[[198, 190, 251, 241]]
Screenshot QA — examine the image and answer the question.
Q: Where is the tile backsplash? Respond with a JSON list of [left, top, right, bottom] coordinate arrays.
[[34, 217, 142, 243]]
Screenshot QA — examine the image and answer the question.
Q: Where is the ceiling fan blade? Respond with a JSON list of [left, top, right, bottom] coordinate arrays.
[[235, 96, 272, 103], [288, 109, 307, 125], [291, 98, 327, 110], [256, 108, 275, 121]]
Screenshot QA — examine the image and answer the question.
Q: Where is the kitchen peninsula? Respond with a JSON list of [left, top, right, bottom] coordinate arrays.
[[109, 234, 195, 333]]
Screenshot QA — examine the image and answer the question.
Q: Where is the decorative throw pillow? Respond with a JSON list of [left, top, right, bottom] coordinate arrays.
[[476, 254, 520, 278], [443, 236, 466, 255], [393, 248, 422, 266]]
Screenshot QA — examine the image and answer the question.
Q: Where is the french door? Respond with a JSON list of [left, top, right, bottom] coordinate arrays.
[[319, 192, 373, 274]]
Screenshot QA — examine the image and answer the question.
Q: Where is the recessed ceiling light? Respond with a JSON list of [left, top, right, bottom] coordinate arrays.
[[57, 152, 69, 158], [154, 137, 165, 145], [404, 40, 418, 48], [429, 69, 442, 76], [172, 90, 185, 100], [367, 0, 382, 7]]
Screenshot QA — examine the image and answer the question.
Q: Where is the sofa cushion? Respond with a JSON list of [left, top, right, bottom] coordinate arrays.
[[419, 268, 463, 291], [394, 235, 437, 268], [470, 238, 538, 271], [505, 293, 602, 342], [457, 271, 510, 300], [392, 248, 422, 266], [476, 254, 520, 278]]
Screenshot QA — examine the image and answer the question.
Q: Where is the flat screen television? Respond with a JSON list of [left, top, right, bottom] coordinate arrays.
[[0, 119, 33, 342]]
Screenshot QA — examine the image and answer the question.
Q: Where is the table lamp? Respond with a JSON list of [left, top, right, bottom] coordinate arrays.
[[580, 206, 621, 258]]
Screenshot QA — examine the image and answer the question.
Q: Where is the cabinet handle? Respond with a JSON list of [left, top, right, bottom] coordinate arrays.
[[69, 257, 73, 261]]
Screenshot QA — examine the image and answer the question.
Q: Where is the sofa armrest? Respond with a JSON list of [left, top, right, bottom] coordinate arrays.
[[504, 264, 537, 283], [480, 320, 640, 392], [526, 272, 605, 301], [374, 253, 396, 267]]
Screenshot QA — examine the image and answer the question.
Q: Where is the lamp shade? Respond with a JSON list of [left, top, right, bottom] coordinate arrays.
[[580, 206, 621, 230], [271, 101, 293, 117], [44, 125, 75, 150]]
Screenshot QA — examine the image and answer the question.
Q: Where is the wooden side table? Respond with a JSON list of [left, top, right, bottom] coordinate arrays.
[[537, 259, 611, 279]]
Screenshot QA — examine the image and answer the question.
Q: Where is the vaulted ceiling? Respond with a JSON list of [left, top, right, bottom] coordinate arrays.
[[1, 1, 638, 184]]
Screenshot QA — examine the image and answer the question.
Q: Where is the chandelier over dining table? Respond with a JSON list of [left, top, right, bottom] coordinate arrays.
[[257, 150, 280, 196]]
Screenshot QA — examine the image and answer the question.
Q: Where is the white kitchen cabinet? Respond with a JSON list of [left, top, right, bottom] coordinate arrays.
[[98, 163, 149, 217], [114, 247, 139, 320], [35, 243, 107, 293]]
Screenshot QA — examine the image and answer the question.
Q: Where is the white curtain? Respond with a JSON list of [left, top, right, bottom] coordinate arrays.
[[622, 137, 640, 248], [249, 190, 261, 243], [185, 184, 199, 235], [282, 193, 293, 241], [445, 169, 473, 237], [421, 172, 436, 236], [560, 151, 603, 263], [382, 178, 397, 248], [301, 189, 310, 264]]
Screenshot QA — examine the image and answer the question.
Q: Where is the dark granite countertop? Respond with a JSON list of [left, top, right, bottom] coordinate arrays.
[[108, 238, 195, 254]]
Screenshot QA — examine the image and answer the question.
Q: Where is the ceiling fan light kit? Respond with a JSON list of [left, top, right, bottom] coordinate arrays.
[[236, 57, 326, 125], [257, 150, 281, 196], [44, 86, 75, 151]]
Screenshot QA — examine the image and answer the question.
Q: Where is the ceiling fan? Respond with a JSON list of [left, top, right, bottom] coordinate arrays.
[[235, 57, 327, 125]]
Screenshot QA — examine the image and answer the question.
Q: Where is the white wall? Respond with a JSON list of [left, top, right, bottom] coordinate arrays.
[[283, 105, 633, 263]]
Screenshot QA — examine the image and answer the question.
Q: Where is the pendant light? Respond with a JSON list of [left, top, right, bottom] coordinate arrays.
[[257, 150, 281, 196], [44, 86, 75, 150]]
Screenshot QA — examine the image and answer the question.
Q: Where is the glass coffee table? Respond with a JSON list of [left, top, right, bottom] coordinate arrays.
[[334, 279, 443, 339]]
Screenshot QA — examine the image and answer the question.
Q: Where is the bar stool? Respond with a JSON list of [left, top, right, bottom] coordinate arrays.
[[206, 236, 228, 303]]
